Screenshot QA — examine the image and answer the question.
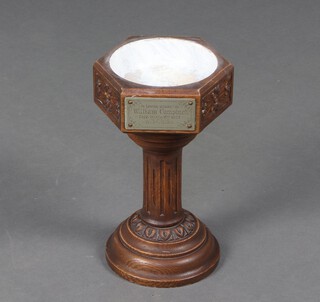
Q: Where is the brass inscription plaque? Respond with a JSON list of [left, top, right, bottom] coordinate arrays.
[[124, 97, 196, 131]]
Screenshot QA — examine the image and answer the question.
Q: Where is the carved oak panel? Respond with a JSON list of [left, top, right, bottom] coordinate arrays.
[[94, 69, 121, 128], [200, 73, 233, 129]]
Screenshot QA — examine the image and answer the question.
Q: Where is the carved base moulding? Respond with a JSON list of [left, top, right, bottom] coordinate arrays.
[[93, 36, 234, 287], [106, 210, 220, 287]]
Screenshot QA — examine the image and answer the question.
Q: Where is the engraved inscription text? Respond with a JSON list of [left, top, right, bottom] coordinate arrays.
[[124, 97, 196, 131]]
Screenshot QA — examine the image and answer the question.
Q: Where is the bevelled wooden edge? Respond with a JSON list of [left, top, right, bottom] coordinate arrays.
[[105, 210, 220, 287], [96, 35, 231, 91]]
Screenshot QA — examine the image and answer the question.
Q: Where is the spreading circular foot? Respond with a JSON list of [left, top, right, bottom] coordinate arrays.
[[106, 210, 220, 287]]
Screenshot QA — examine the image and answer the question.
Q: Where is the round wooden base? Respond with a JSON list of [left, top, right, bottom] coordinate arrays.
[[106, 210, 220, 287]]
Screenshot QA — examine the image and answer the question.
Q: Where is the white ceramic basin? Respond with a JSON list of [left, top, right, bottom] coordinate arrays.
[[109, 37, 218, 87]]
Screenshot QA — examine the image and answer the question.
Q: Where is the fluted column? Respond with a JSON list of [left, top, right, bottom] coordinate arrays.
[[128, 133, 196, 227]]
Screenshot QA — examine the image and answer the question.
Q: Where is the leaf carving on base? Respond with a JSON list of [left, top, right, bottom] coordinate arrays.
[[129, 211, 197, 242]]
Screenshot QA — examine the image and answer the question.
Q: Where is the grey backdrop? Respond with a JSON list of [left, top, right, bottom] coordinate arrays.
[[1, 1, 319, 301]]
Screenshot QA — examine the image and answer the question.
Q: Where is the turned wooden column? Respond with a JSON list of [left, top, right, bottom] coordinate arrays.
[[129, 133, 195, 227], [143, 149, 182, 224]]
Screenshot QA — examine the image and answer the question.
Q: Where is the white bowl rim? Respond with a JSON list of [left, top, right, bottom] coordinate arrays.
[[108, 37, 218, 87]]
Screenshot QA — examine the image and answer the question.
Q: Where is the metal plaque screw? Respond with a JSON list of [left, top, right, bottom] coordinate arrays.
[[128, 100, 133, 104], [188, 101, 193, 105], [187, 123, 192, 128], [128, 123, 133, 127]]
